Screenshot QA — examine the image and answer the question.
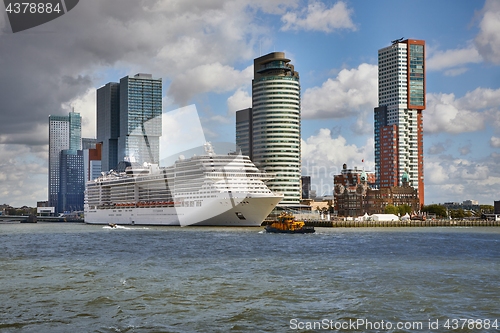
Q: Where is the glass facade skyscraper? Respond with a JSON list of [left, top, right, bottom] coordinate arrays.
[[48, 111, 82, 212], [118, 74, 162, 165], [58, 149, 84, 212], [97, 82, 120, 172], [374, 39, 425, 206], [69, 111, 82, 150], [49, 115, 69, 211], [235, 108, 253, 158]]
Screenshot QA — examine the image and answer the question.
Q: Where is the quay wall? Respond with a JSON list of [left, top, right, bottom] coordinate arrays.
[[303, 219, 500, 228]]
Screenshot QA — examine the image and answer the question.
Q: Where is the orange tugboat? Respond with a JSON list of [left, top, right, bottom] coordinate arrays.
[[265, 212, 315, 234]]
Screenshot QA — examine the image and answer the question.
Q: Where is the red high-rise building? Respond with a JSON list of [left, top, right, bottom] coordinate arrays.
[[374, 39, 425, 206]]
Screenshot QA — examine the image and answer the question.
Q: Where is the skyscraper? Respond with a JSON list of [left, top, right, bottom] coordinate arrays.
[[82, 138, 98, 150], [97, 82, 120, 172], [301, 176, 311, 200], [82, 140, 102, 182], [374, 39, 425, 206], [49, 115, 69, 210], [69, 110, 82, 151], [235, 108, 253, 158], [87, 143, 102, 182], [58, 149, 84, 212], [98, 74, 162, 170], [118, 73, 162, 165], [48, 111, 81, 212], [249, 52, 301, 205]]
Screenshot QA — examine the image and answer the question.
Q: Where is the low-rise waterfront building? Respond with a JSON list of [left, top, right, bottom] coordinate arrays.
[[334, 164, 419, 217], [443, 200, 480, 212]]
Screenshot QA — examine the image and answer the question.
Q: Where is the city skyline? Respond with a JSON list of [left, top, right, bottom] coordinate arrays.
[[0, 1, 499, 207]]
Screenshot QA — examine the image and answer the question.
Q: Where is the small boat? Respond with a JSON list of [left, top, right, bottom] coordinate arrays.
[[265, 212, 315, 234]]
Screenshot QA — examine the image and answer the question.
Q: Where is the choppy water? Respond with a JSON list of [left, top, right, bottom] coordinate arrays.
[[1, 223, 499, 332]]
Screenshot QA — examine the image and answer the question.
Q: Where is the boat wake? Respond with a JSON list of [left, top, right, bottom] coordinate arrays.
[[102, 225, 144, 230]]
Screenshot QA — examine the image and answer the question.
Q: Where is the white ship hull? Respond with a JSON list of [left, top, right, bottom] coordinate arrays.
[[85, 145, 283, 227], [85, 195, 281, 227]]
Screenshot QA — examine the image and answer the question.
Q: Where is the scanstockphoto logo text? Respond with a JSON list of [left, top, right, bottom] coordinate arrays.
[[2, 0, 79, 33]]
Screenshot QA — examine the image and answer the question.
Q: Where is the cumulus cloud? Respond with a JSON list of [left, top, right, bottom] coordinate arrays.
[[426, 0, 500, 74], [425, 92, 488, 134], [0, 123, 48, 146], [168, 63, 253, 105], [425, 160, 450, 185], [281, 1, 356, 33], [459, 87, 500, 110], [474, 0, 500, 64], [301, 128, 373, 195], [459, 144, 471, 156], [159, 105, 206, 163], [227, 88, 252, 115], [487, 107, 500, 132], [424, 88, 500, 204], [425, 87, 500, 135], [302, 63, 377, 119], [425, 154, 500, 204], [64, 88, 97, 139], [0, 145, 48, 207], [251, 0, 299, 15], [428, 142, 448, 155], [350, 111, 373, 135], [302, 129, 364, 166], [426, 44, 482, 72], [490, 136, 500, 148], [0, 0, 291, 146]]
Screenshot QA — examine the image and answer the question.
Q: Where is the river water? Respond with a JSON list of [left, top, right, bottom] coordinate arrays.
[[1, 223, 499, 332]]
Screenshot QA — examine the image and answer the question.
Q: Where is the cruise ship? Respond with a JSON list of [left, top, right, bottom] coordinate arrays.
[[84, 143, 283, 226]]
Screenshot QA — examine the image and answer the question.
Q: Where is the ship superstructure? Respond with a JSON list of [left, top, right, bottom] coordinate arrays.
[[84, 143, 283, 226]]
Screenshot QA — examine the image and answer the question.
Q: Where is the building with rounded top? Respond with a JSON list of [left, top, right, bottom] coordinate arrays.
[[251, 52, 301, 205]]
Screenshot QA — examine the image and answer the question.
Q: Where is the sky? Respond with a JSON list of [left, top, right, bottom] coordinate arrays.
[[0, 0, 499, 207]]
